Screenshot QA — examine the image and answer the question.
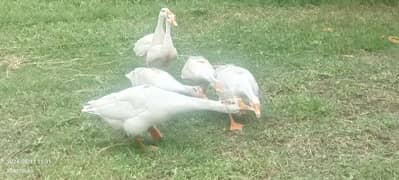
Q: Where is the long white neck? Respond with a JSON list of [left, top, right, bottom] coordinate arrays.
[[151, 15, 165, 45], [178, 85, 197, 96], [173, 97, 232, 114], [165, 84, 195, 97], [163, 21, 173, 47]]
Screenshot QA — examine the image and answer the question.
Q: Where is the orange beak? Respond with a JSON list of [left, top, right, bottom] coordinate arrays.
[[167, 10, 178, 26], [171, 17, 178, 26], [252, 103, 261, 118]]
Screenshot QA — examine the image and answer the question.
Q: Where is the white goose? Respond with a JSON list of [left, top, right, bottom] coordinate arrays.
[[133, 8, 172, 57], [82, 85, 252, 149], [181, 56, 222, 93], [126, 67, 206, 98], [146, 13, 178, 68], [215, 64, 261, 131]]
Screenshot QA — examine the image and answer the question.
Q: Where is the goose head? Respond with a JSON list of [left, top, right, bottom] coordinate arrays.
[[166, 12, 178, 26], [243, 96, 261, 118], [248, 95, 261, 118], [159, 8, 177, 26], [251, 102, 261, 118], [222, 98, 254, 114], [240, 96, 261, 119], [159, 8, 170, 18]]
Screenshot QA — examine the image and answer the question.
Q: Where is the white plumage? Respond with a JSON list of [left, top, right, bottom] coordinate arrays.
[[133, 34, 156, 57], [125, 67, 206, 98], [215, 64, 261, 117], [214, 64, 261, 131], [181, 56, 222, 92]]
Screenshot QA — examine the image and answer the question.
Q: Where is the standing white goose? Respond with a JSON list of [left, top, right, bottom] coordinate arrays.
[[82, 85, 252, 149], [181, 56, 223, 93], [215, 64, 261, 131], [133, 8, 173, 57], [146, 13, 178, 68], [126, 67, 206, 98]]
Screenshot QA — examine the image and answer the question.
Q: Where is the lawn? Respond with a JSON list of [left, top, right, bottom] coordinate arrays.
[[1, 0, 398, 179]]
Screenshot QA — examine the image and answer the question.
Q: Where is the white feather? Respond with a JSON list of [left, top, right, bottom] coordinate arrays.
[[133, 34, 154, 57]]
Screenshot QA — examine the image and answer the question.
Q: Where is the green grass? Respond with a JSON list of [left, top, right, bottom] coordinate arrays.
[[1, 0, 399, 179]]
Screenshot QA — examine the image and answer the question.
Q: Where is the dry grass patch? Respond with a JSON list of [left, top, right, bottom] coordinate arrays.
[[0, 55, 25, 77]]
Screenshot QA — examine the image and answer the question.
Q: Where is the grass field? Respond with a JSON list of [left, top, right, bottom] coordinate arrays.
[[1, 0, 399, 179]]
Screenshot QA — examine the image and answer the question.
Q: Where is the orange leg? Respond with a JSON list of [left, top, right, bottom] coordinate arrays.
[[148, 126, 163, 142], [229, 114, 243, 131]]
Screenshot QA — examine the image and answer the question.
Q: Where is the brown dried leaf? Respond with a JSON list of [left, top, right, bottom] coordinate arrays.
[[322, 27, 334, 32]]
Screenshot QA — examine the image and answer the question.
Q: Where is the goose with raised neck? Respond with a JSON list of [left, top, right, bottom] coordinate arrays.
[[133, 8, 171, 57], [145, 13, 177, 68]]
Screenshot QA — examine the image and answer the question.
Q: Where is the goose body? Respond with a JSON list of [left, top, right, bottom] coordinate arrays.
[[215, 64, 260, 117], [133, 34, 157, 57], [215, 64, 261, 130], [82, 85, 250, 147], [125, 67, 206, 98], [181, 56, 222, 92]]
